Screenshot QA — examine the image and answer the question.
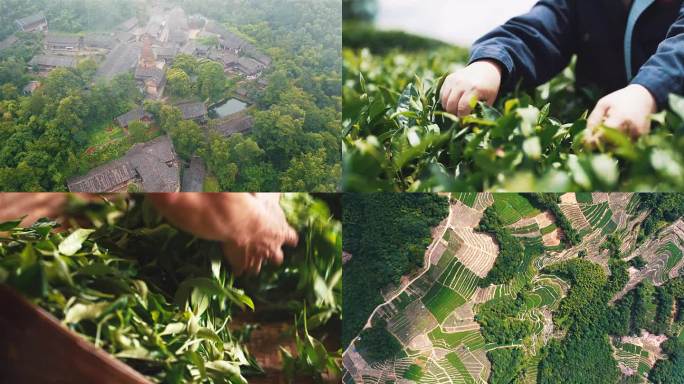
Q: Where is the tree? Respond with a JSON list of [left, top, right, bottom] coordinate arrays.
[[197, 60, 227, 101], [355, 321, 402, 363], [280, 148, 340, 191], [128, 121, 148, 144], [253, 106, 304, 169], [166, 68, 192, 98], [159, 105, 183, 132], [77, 59, 98, 80], [0, 84, 17, 100], [171, 54, 199, 76], [55, 94, 88, 135], [170, 120, 204, 160]]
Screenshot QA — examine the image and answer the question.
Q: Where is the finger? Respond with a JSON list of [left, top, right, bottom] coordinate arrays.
[[445, 89, 464, 115], [282, 226, 299, 247], [587, 101, 610, 130], [222, 242, 245, 276], [440, 83, 452, 110], [271, 247, 285, 266], [457, 91, 476, 117]]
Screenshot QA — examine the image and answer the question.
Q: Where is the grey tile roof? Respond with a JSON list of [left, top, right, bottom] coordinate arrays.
[[209, 49, 239, 65], [84, 34, 115, 49], [177, 102, 207, 120], [46, 34, 82, 46], [135, 66, 166, 85], [115, 108, 152, 127], [67, 159, 136, 192], [208, 113, 253, 137], [16, 13, 46, 29], [95, 43, 141, 80], [127, 136, 181, 192], [236, 57, 265, 75], [67, 135, 180, 192], [154, 46, 178, 59], [29, 54, 78, 68]]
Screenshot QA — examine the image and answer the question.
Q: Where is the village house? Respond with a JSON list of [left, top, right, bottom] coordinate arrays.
[[15, 13, 48, 33], [135, 66, 166, 98], [22, 81, 41, 95], [153, 46, 178, 63], [115, 108, 153, 128], [135, 35, 166, 98], [165, 7, 189, 47], [67, 135, 181, 193], [83, 34, 116, 50], [45, 34, 83, 51], [208, 112, 253, 137], [28, 54, 78, 71], [95, 42, 141, 81], [235, 57, 266, 78], [177, 101, 208, 123]]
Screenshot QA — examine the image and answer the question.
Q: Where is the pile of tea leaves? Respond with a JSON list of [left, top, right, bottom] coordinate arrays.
[[0, 194, 341, 383]]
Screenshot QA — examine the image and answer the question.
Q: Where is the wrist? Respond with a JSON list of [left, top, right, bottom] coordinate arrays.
[[628, 84, 657, 113]]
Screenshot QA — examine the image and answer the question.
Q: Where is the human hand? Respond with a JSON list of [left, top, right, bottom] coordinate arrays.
[[587, 84, 657, 140], [439, 59, 503, 117], [148, 193, 298, 276]]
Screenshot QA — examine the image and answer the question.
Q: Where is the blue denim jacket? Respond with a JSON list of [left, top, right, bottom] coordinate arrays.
[[470, 0, 684, 108]]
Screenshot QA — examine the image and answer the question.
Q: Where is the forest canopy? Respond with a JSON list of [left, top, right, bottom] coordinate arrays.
[[342, 193, 448, 348]]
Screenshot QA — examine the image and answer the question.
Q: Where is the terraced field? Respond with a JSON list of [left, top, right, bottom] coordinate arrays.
[[344, 193, 684, 384], [423, 283, 467, 323], [492, 194, 540, 226], [454, 193, 478, 208]]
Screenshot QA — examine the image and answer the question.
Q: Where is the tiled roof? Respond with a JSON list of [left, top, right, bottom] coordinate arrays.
[[67, 136, 180, 192], [28, 54, 78, 68], [46, 34, 82, 46], [95, 43, 141, 80], [115, 108, 152, 127], [16, 13, 46, 28], [177, 102, 207, 120]]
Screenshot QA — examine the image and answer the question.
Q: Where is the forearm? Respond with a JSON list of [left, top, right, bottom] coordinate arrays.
[[469, 0, 576, 90], [631, 8, 684, 109]]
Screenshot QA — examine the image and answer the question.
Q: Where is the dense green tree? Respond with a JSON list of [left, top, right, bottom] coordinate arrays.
[[171, 54, 199, 76], [170, 120, 204, 160], [197, 61, 227, 102], [166, 68, 192, 98], [159, 105, 183, 133], [342, 194, 449, 347], [488, 348, 525, 384], [477, 206, 527, 287], [355, 320, 403, 363], [280, 148, 340, 192], [476, 294, 534, 345]]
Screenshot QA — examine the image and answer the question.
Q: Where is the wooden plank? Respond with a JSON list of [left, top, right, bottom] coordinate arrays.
[[0, 284, 151, 384]]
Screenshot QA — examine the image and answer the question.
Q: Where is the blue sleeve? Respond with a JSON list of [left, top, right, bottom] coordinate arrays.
[[631, 5, 684, 109], [469, 0, 576, 91]]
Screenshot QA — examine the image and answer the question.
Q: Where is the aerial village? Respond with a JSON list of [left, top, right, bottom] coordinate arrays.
[[11, 3, 271, 192]]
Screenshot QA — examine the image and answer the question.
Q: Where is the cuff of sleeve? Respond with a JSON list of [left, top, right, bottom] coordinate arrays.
[[469, 45, 514, 85], [631, 67, 674, 110]]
